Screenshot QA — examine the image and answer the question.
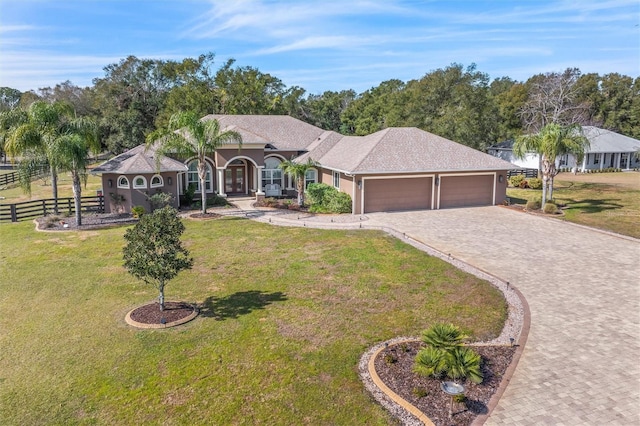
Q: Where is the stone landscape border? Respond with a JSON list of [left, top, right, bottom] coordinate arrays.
[[124, 303, 199, 329]]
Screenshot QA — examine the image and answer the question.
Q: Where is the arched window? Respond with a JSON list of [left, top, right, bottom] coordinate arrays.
[[262, 157, 283, 192], [133, 175, 147, 189], [187, 160, 212, 193], [305, 169, 317, 189], [150, 174, 164, 188], [117, 176, 130, 189]]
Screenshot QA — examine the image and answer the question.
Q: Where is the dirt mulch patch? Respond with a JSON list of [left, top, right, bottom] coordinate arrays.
[[374, 341, 516, 426], [129, 301, 197, 325], [188, 212, 223, 220], [35, 213, 137, 231]]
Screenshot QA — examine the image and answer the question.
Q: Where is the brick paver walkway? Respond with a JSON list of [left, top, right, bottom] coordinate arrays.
[[365, 207, 640, 425]]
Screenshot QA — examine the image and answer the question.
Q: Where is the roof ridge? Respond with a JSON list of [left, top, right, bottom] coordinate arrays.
[[349, 127, 392, 172]]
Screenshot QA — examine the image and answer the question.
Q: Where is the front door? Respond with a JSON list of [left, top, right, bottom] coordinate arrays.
[[225, 166, 245, 194]]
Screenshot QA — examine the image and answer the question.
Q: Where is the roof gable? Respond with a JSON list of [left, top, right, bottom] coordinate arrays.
[[91, 144, 188, 174], [204, 114, 325, 150]]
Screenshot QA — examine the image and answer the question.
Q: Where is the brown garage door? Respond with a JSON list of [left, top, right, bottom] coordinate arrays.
[[364, 177, 432, 213], [439, 174, 494, 208]]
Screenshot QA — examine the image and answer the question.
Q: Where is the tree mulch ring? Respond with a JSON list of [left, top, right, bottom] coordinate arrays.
[[374, 341, 516, 426], [189, 212, 223, 220], [125, 301, 199, 329]]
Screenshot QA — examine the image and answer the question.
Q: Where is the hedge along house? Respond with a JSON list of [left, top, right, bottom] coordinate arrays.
[[92, 114, 516, 214], [91, 144, 187, 214]]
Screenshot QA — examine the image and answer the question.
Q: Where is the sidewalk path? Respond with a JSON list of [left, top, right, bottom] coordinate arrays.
[[225, 200, 640, 425]]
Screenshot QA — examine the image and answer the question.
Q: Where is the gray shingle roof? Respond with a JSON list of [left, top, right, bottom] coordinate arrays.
[[582, 126, 640, 153], [204, 114, 325, 150], [91, 144, 188, 174], [310, 127, 516, 173]]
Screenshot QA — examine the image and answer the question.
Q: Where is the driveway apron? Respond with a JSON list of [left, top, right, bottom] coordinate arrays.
[[367, 206, 640, 425]]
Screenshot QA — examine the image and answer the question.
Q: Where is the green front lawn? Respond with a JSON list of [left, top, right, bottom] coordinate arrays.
[[0, 217, 507, 425], [507, 172, 640, 238]]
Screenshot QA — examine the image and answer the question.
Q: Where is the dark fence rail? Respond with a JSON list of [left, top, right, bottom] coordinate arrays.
[[0, 167, 48, 188], [507, 168, 539, 179], [0, 195, 104, 223]]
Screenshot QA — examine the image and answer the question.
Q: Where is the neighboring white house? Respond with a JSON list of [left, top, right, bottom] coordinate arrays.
[[488, 126, 640, 172]]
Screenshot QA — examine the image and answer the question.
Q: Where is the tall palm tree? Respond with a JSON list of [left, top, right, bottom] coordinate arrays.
[[4, 101, 75, 214], [513, 123, 589, 206], [147, 111, 242, 214], [278, 157, 319, 206], [54, 117, 100, 226]]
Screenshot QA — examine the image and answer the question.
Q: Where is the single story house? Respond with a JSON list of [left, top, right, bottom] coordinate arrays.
[[92, 114, 516, 215], [488, 126, 640, 173]]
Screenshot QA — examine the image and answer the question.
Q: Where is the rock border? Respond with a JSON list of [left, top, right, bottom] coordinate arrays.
[[124, 302, 199, 329]]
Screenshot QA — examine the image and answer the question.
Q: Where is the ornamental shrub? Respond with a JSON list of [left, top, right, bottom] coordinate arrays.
[[508, 175, 525, 188], [307, 183, 352, 213], [527, 178, 542, 190], [526, 198, 541, 210], [413, 323, 483, 384], [131, 205, 145, 218], [543, 202, 558, 214]]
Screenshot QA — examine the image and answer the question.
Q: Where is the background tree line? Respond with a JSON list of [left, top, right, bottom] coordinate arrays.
[[1, 52, 638, 156]]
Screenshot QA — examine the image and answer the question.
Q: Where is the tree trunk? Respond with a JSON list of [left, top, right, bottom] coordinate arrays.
[[198, 161, 207, 214], [158, 281, 165, 311], [297, 176, 304, 206], [72, 172, 82, 226], [51, 169, 59, 214]]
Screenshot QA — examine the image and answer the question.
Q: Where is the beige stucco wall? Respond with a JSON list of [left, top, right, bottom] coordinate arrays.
[[101, 172, 180, 214]]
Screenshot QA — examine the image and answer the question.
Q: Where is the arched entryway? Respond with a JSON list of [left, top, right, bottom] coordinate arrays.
[[225, 159, 247, 195]]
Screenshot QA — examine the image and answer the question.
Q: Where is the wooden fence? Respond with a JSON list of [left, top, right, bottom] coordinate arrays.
[[507, 168, 539, 179], [0, 195, 105, 223], [0, 167, 48, 188]]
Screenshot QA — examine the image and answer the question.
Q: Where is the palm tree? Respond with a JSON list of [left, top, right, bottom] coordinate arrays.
[[279, 157, 319, 206], [147, 111, 242, 214], [54, 117, 100, 226], [513, 123, 589, 206], [4, 101, 75, 214]]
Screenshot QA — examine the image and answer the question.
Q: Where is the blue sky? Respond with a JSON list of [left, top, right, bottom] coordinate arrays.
[[1, 0, 639, 95]]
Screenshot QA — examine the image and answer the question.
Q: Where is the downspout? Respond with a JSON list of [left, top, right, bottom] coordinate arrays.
[[345, 172, 357, 215]]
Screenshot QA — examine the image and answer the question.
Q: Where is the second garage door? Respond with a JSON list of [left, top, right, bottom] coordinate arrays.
[[364, 177, 432, 213], [439, 174, 494, 208]]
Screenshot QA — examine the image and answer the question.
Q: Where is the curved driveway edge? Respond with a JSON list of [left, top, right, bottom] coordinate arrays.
[[365, 206, 640, 425], [223, 201, 640, 425]]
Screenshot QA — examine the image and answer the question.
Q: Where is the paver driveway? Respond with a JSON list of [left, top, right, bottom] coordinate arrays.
[[367, 206, 640, 425]]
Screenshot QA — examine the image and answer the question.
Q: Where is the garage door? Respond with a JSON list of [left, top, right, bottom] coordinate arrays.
[[439, 174, 494, 208], [364, 177, 432, 213]]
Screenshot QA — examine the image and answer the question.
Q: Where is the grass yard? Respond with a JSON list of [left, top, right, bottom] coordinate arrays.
[[0, 170, 103, 203], [507, 171, 640, 239], [0, 217, 507, 425]]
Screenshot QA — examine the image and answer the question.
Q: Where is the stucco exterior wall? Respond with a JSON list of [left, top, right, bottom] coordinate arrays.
[[101, 172, 180, 214]]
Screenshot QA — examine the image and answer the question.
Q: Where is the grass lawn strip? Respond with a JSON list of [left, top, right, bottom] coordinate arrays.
[[507, 171, 640, 238]]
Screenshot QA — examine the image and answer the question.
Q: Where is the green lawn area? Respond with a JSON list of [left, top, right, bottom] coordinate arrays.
[[507, 171, 640, 238], [0, 169, 103, 203], [0, 217, 507, 425]]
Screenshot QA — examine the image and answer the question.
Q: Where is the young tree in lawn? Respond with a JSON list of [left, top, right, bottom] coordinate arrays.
[[123, 206, 193, 311], [147, 111, 242, 214], [514, 123, 589, 206], [54, 116, 100, 226], [279, 157, 319, 206]]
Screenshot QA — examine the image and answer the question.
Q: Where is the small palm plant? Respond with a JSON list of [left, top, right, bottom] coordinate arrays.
[[413, 323, 483, 384]]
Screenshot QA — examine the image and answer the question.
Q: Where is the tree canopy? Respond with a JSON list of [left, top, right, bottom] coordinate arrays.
[[2, 55, 638, 157]]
